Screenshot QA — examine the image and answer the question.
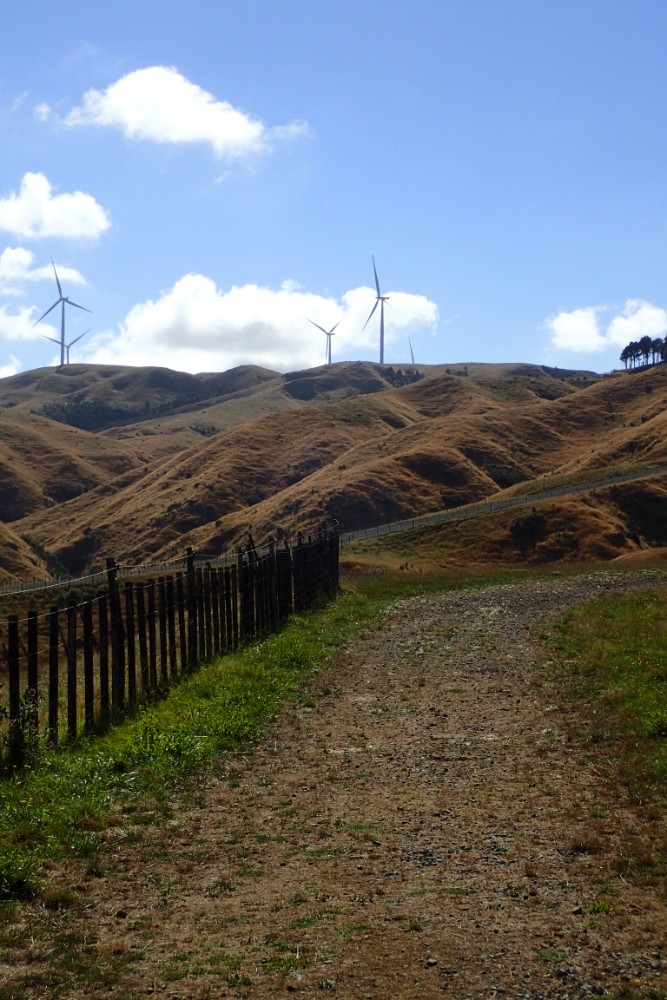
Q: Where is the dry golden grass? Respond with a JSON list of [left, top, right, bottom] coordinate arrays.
[[3, 360, 667, 579]]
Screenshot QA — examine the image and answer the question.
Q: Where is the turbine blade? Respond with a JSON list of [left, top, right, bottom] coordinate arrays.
[[40, 333, 60, 345], [69, 329, 90, 347], [329, 319, 342, 335], [66, 300, 92, 314], [372, 255, 381, 296], [307, 318, 328, 335], [362, 299, 379, 331], [51, 258, 63, 298], [33, 300, 60, 326]]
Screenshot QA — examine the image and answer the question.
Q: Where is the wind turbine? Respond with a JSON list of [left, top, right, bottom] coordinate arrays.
[[307, 318, 341, 366], [363, 255, 389, 364], [34, 259, 91, 368], [41, 328, 90, 366]]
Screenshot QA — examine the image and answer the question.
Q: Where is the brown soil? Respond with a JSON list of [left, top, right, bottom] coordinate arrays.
[[5, 573, 667, 998]]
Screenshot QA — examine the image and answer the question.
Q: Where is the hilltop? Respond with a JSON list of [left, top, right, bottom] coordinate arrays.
[[1, 359, 666, 581]]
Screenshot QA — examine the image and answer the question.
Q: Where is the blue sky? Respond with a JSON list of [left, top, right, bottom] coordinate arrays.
[[1, 0, 667, 378]]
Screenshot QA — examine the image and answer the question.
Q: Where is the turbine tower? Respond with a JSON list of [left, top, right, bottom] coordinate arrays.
[[41, 329, 90, 366], [34, 259, 90, 368], [308, 318, 341, 365], [363, 255, 389, 364]]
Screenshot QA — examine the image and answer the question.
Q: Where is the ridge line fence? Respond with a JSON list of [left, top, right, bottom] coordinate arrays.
[[340, 464, 667, 544], [0, 526, 339, 758]]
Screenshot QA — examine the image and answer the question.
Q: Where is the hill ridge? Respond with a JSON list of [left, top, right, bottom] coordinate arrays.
[[2, 360, 666, 580]]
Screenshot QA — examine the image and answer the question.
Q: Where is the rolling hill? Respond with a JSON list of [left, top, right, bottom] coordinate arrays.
[[2, 359, 666, 581]]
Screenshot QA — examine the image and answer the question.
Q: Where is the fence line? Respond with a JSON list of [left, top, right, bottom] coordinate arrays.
[[340, 464, 667, 544], [0, 526, 339, 756]]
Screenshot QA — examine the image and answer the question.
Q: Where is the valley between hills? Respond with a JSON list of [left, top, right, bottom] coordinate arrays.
[[1, 359, 667, 583]]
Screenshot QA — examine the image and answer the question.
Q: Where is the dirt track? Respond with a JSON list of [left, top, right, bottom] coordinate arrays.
[[5, 572, 667, 998]]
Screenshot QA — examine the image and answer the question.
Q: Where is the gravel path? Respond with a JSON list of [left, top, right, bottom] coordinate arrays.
[[5, 572, 667, 998]]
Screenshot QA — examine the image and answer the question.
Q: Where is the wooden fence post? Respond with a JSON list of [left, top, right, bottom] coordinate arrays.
[[223, 566, 234, 650], [7, 615, 20, 726], [277, 542, 293, 623], [27, 610, 39, 733], [158, 578, 169, 684], [267, 540, 279, 632], [202, 568, 213, 660], [98, 594, 110, 729], [176, 573, 187, 673], [166, 577, 178, 679], [186, 548, 197, 669], [48, 607, 59, 745], [147, 580, 158, 690], [66, 604, 78, 741], [196, 567, 206, 660], [124, 583, 137, 708], [292, 533, 305, 613], [238, 551, 253, 644], [82, 601, 95, 732], [255, 554, 267, 634], [106, 558, 125, 713], [135, 583, 150, 695], [209, 566, 220, 656]]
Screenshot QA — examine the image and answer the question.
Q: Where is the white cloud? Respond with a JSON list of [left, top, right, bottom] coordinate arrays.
[[544, 305, 606, 352], [0, 247, 85, 295], [0, 252, 85, 346], [606, 299, 667, 346], [545, 299, 667, 355], [0, 173, 111, 240], [341, 286, 438, 354], [0, 354, 21, 379], [0, 303, 49, 342], [11, 91, 30, 113], [65, 66, 309, 160], [34, 103, 51, 122], [81, 273, 439, 372]]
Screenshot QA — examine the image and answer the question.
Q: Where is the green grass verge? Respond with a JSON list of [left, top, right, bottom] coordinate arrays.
[[3, 569, 666, 904], [552, 586, 667, 796], [0, 574, 449, 902]]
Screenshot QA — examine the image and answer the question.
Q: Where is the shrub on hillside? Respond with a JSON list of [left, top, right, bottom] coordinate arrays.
[[509, 510, 547, 555]]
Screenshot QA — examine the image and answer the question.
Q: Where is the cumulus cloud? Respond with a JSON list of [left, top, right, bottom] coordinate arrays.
[[0, 173, 111, 240], [544, 305, 606, 352], [65, 66, 309, 159], [0, 247, 84, 295], [545, 299, 667, 355], [81, 273, 438, 372], [606, 299, 667, 346], [0, 303, 48, 342], [0, 354, 21, 379], [0, 252, 85, 349]]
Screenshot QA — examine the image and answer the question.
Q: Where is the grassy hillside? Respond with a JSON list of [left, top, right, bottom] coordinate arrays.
[[3, 360, 667, 579], [0, 408, 147, 522]]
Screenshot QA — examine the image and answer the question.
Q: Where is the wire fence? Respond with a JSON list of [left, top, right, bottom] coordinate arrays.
[[340, 464, 667, 543], [0, 526, 340, 756]]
